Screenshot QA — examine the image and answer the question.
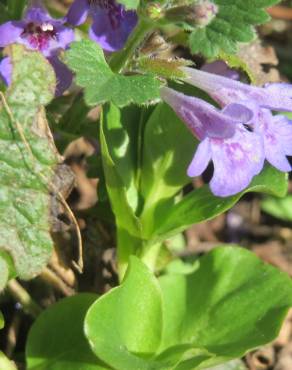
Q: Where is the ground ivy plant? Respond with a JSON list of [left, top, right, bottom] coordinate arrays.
[[0, 0, 292, 369]]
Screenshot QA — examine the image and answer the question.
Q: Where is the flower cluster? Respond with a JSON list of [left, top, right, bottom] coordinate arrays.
[[161, 65, 292, 197], [0, 0, 137, 94]]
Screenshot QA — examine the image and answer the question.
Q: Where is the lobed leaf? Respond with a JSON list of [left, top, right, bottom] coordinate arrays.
[[189, 0, 280, 58], [0, 44, 60, 289], [66, 40, 161, 107]]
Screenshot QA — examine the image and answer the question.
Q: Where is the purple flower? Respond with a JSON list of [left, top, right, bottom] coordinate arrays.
[[201, 60, 240, 80], [256, 110, 292, 172], [180, 66, 292, 174], [181, 67, 292, 112], [161, 87, 265, 197], [0, 3, 75, 95], [66, 0, 137, 52]]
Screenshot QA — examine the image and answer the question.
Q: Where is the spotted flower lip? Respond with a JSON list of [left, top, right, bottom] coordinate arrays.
[[0, 3, 74, 95], [160, 87, 264, 197], [181, 66, 292, 112], [0, 4, 74, 57], [66, 0, 138, 51]]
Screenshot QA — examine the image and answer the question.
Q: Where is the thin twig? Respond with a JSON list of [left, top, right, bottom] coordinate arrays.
[[40, 267, 75, 296], [7, 280, 42, 318]]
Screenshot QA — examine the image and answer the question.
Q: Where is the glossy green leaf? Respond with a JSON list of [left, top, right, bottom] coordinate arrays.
[[66, 40, 161, 107], [100, 104, 154, 276], [152, 165, 288, 243], [0, 44, 58, 290], [140, 103, 197, 235], [0, 352, 17, 370], [100, 107, 142, 272], [261, 195, 292, 222], [189, 0, 280, 58], [85, 257, 163, 370], [159, 246, 292, 369], [102, 104, 141, 213], [26, 294, 108, 370]]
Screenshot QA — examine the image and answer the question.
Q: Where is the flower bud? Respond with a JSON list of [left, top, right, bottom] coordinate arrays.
[[144, 2, 164, 20], [165, 0, 218, 28]]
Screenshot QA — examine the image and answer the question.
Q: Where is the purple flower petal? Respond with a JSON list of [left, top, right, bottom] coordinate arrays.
[[66, 0, 89, 26], [25, 3, 53, 23], [181, 67, 292, 112], [160, 87, 253, 140], [187, 138, 211, 177], [0, 21, 25, 47], [90, 7, 137, 51], [201, 60, 240, 80], [48, 56, 73, 96], [257, 110, 292, 172], [0, 57, 12, 86], [210, 127, 264, 196]]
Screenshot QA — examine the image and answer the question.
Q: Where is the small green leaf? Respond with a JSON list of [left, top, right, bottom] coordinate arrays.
[[66, 40, 161, 107], [189, 0, 280, 58], [152, 165, 287, 243], [26, 294, 108, 370], [262, 195, 292, 222], [85, 256, 163, 370], [0, 44, 58, 289], [159, 246, 292, 368], [117, 0, 140, 10]]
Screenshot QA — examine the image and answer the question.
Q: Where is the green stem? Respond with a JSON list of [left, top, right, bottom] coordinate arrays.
[[109, 19, 153, 73], [139, 242, 162, 273]]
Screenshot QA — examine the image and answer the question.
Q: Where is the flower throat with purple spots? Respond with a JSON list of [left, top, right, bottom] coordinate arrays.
[[21, 21, 57, 51]]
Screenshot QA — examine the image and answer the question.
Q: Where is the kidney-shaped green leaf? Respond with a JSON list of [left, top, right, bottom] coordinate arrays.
[[158, 246, 292, 368], [152, 165, 288, 243], [85, 256, 163, 370], [26, 294, 107, 370]]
